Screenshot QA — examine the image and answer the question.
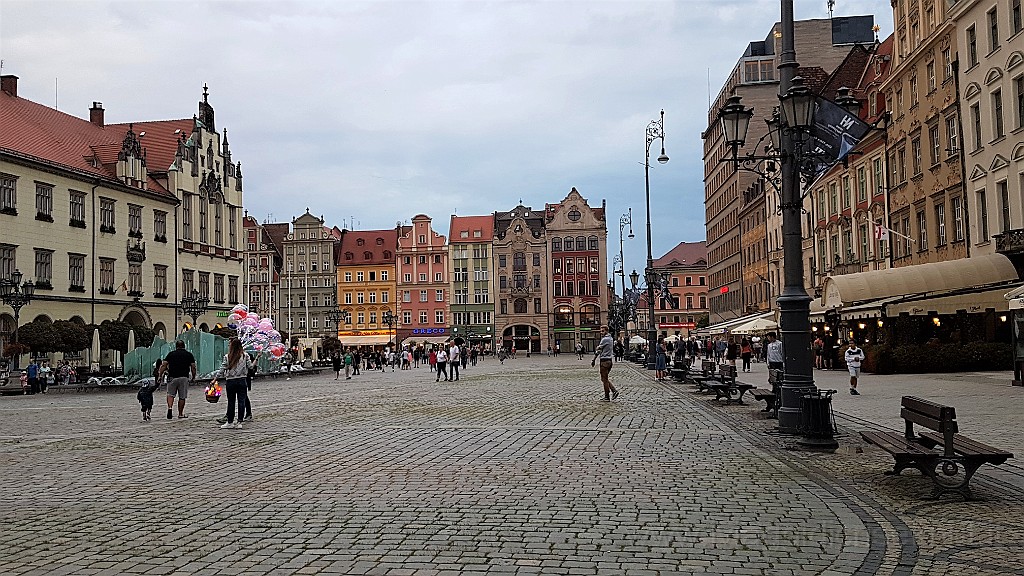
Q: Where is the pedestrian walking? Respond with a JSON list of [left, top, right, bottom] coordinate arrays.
[[344, 349, 353, 380], [136, 377, 160, 421], [575, 342, 585, 360], [845, 339, 865, 395], [26, 361, 39, 395], [655, 338, 667, 381], [765, 332, 784, 371], [813, 336, 825, 369], [448, 342, 460, 381], [725, 337, 738, 367], [352, 349, 361, 375], [591, 325, 619, 401], [157, 340, 197, 419], [435, 348, 449, 381], [332, 352, 342, 379], [215, 338, 254, 430], [740, 338, 752, 372]]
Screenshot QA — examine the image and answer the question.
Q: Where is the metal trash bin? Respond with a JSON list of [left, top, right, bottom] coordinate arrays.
[[799, 389, 837, 439]]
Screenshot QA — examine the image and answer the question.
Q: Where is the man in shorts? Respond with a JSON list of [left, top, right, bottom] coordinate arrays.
[[844, 338, 865, 395], [158, 340, 197, 419]]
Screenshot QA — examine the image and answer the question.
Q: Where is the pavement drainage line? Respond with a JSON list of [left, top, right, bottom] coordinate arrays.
[[835, 409, 1024, 500], [648, 373, 917, 576]]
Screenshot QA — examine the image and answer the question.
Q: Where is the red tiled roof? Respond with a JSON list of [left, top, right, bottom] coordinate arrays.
[[338, 228, 398, 266], [653, 241, 708, 268], [0, 90, 179, 199], [821, 45, 873, 100], [108, 118, 194, 173], [262, 223, 291, 255], [449, 215, 495, 242]]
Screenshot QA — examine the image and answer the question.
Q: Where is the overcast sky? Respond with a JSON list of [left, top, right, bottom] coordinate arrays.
[[1, 0, 893, 277]]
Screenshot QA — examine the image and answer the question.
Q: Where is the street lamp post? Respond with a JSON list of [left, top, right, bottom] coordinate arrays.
[[180, 289, 210, 330], [619, 209, 634, 319], [382, 310, 396, 350], [326, 308, 343, 336], [643, 110, 669, 370], [0, 269, 35, 371]]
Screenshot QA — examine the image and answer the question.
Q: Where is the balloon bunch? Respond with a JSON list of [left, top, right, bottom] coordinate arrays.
[[227, 304, 286, 358]]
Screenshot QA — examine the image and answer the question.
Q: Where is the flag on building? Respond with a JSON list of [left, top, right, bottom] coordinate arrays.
[[873, 221, 890, 241], [119, 280, 129, 293]]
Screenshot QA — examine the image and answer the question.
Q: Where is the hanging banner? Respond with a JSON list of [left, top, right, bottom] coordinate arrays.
[[806, 97, 871, 179]]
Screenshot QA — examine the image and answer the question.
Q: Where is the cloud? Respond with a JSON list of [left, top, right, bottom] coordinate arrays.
[[1, 0, 894, 268]]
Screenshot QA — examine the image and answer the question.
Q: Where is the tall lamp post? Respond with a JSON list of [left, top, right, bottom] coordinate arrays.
[[382, 310, 396, 350], [180, 289, 210, 331], [643, 110, 669, 369], [0, 269, 35, 370], [326, 308, 343, 337], [619, 209, 634, 313], [716, 1, 877, 439]]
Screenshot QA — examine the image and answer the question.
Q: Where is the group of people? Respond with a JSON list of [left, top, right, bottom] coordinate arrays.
[[16, 359, 78, 394]]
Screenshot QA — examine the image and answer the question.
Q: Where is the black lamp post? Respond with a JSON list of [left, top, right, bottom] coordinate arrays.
[[1, 269, 35, 370], [643, 110, 669, 370], [180, 289, 209, 330], [382, 310, 396, 348], [628, 269, 640, 342], [326, 308, 343, 336]]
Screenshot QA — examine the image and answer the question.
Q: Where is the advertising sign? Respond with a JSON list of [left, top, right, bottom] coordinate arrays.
[[806, 97, 870, 179]]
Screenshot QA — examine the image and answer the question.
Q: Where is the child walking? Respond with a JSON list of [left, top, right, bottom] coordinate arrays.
[[137, 379, 160, 421]]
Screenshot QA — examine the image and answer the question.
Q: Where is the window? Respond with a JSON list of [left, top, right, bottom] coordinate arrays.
[[34, 249, 52, 286], [564, 236, 573, 250], [402, 311, 411, 325], [514, 299, 528, 314], [382, 290, 389, 303], [128, 204, 142, 236], [436, 289, 444, 302], [418, 273, 426, 282], [978, 189, 990, 241], [357, 271, 364, 282], [418, 234, 425, 244], [198, 272, 209, 298], [902, 217, 912, 257], [35, 183, 53, 220], [402, 290, 410, 303], [1000, 181, 1011, 232], [68, 254, 85, 290], [576, 236, 586, 251], [926, 61, 936, 92], [0, 173, 16, 213], [699, 296, 706, 308], [971, 103, 983, 150], [817, 190, 826, 218], [434, 272, 443, 282], [435, 310, 445, 324], [434, 254, 441, 263], [911, 137, 922, 175], [357, 292, 364, 304], [154, 210, 167, 240], [897, 146, 906, 182], [589, 257, 599, 274], [213, 273, 225, 303], [1017, 76, 1024, 129], [181, 269, 193, 294], [842, 176, 851, 209], [686, 295, 693, 309], [967, 25, 978, 67], [498, 254, 507, 267], [989, 8, 1000, 53], [1014, 0, 1023, 35], [154, 265, 168, 297], [401, 273, 410, 282], [859, 224, 869, 262], [70, 192, 86, 226], [935, 203, 946, 245], [129, 263, 143, 295], [553, 281, 561, 296], [943, 48, 953, 80], [928, 124, 940, 165], [917, 211, 928, 250], [857, 167, 867, 202], [228, 207, 237, 249], [952, 196, 964, 241], [198, 196, 207, 243], [419, 290, 428, 302], [946, 116, 958, 154], [474, 288, 488, 303], [100, 198, 115, 232], [828, 183, 837, 214], [419, 311, 428, 324], [369, 291, 377, 304], [565, 258, 574, 274], [552, 237, 562, 251], [993, 90, 1005, 139], [910, 75, 918, 106], [588, 236, 598, 251], [100, 258, 115, 292]]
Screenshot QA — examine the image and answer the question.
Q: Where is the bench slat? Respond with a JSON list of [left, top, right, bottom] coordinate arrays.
[[917, 430, 1014, 459], [900, 407, 959, 434], [902, 396, 955, 421]]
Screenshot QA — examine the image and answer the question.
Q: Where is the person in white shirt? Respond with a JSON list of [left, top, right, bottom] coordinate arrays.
[[844, 339, 865, 395], [448, 343, 461, 381], [591, 325, 619, 401], [435, 348, 449, 382]]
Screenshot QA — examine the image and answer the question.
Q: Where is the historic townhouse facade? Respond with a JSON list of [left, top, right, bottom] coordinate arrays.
[[545, 188, 608, 354], [0, 75, 242, 352], [396, 215, 449, 346], [493, 204, 549, 353], [703, 16, 876, 321], [242, 215, 284, 330], [949, 0, 1024, 255], [881, 0, 968, 268], [336, 228, 397, 348], [650, 241, 709, 338], [280, 211, 341, 342], [449, 215, 495, 350]]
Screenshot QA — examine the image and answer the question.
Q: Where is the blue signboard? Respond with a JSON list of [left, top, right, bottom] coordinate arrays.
[[411, 328, 447, 335]]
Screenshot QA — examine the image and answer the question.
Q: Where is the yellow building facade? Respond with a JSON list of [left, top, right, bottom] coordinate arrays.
[[336, 228, 398, 348]]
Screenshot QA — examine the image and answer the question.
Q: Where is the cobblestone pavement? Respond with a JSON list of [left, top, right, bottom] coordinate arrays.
[[0, 356, 1021, 575]]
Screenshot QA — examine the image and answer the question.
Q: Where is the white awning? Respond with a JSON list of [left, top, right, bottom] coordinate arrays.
[[887, 286, 1013, 315], [696, 310, 774, 335], [822, 253, 1018, 309]]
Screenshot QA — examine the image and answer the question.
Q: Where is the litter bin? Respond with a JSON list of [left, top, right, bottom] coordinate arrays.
[[799, 388, 837, 440]]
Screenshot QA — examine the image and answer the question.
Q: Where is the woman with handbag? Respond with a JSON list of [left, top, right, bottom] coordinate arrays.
[[215, 337, 254, 430]]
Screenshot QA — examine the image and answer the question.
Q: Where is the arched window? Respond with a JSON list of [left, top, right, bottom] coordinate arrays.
[[345, 252, 354, 260], [564, 236, 574, 250], [588, 235, 598, 250], [383, 250, 392, 259], [575, 236, 586, 251], [580, 304, 600, 325], [555, 306, 574, 326], [356, 238, 365, 246], [513, 252, 526, 270], [364, 251, 372, 259], [552, 237, 562, 251], [513, 298, 528, 314]]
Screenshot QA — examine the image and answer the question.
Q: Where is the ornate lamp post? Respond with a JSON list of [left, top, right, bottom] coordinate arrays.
[[618, 209, 634, 317], [382, 310, 396, 349], [0, 269, 35, 370], [180, 289, 210, 331], [325, 308, 344, 336], [643, 110, 669, 369]]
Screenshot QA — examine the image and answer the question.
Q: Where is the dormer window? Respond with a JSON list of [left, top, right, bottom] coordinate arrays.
[[376, 238, 384, 245], [357, 238, 365, 246], [345, 251, 354, 260]]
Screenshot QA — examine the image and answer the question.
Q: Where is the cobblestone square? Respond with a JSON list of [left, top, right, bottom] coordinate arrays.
[[1, 356, 1022, 575]]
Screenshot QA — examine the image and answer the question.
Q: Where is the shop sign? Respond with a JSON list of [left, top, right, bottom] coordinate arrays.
[[412, 328, 447, 335]]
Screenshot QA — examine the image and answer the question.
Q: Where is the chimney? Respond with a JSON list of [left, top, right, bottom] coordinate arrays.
[[0, 75, 18, 97], [89, 102, 104, 127]]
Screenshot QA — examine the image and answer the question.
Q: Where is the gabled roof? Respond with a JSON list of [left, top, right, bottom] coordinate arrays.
[[653, 241, 708, 268], [449, 215, 495, 242], [262, 223, 290, 255], [0, 88, 180, 200], [337, 228, 398, 266], [821, 44, 873, 100], [108, 118, 194, 173]]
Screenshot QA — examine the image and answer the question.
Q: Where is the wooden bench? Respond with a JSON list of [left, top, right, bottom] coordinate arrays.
[[708, 364, 755, 404], [690, 360, 718, 393], [860, 396, 1014, 500], [669, 357, 693, 382], [750, 369, 784, 417]]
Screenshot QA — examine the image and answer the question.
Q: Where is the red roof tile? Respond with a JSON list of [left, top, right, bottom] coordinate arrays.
[[653, 241, 708, 268], [449, 215, 495, 242], [107, 118, 194, 173], [338, 228, 398, 266]]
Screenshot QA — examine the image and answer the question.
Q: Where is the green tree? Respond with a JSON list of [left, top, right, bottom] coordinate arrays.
[[52, 320, 91, 354], [695, 313, 710, 329], [16, 320, 62, 353], [320, 336, 342, 355]]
